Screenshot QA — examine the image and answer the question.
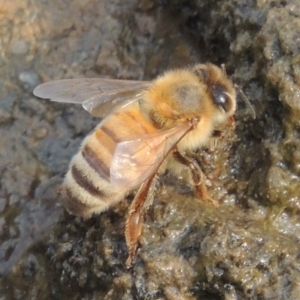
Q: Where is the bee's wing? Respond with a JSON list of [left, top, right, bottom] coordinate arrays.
[[33, 78, 151, 117], [110, 122, 193, 189]]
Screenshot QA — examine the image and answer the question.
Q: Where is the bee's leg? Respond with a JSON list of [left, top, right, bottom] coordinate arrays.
[[173, 150, 219, 206], [125, 174, 157, 268]]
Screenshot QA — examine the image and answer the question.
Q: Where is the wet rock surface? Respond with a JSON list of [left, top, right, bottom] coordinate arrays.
[[1, 0, 300, 299]]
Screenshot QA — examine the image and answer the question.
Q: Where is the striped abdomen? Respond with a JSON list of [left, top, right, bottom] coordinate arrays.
[[60, 106, 157, 218]]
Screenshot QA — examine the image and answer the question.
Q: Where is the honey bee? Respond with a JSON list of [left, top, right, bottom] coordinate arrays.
[[33, 63, 236, 266]]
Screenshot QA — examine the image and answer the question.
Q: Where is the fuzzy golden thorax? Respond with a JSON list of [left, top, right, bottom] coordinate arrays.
[[140, 63, 236, 151], [141, 64, 235, 126]]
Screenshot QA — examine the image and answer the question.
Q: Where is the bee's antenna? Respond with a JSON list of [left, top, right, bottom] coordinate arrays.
[[234, 84, 256, 119], [221, 63, 227, 75]]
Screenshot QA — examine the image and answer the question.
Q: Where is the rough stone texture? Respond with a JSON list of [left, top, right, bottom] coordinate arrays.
[[1, 0, 300, 299]]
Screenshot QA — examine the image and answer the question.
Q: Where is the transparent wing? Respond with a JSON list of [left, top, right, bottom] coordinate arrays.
[[33, 78, 151, 117], [110, 122, 193, 189]]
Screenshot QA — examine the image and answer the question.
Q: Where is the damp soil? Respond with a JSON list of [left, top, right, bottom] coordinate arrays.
[[1, 0, 300, 299]]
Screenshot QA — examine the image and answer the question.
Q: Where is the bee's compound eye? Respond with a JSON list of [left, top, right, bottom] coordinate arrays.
[[211, 85, 231, 112]]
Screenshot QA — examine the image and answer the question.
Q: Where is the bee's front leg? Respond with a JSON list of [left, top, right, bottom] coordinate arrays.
[[125, 174, 157, 268], [172, 150, 219, 207]]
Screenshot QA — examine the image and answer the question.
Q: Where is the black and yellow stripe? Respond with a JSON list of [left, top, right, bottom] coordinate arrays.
[[60, 105, 158, 218]]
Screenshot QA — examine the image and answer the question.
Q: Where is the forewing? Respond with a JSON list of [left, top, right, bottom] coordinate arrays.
[[110, 123, 193, 189], [33, 78, 151, 117]]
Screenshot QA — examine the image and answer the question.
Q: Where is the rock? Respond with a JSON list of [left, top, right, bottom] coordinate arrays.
[[1, 0, 300, 299]]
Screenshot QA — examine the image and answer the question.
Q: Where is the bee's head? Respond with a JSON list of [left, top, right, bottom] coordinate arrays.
[[193, 63, 236, 124]]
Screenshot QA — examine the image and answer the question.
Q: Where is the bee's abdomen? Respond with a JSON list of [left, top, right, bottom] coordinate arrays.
[[60, 150, 126, 218], [60, 108, 157, 218]]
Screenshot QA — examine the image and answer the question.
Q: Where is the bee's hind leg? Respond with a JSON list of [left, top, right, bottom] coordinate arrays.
[[172, 150, 219, 207], [125, 174, 157, 268]]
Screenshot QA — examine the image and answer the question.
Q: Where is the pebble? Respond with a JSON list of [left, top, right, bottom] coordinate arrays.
[[11, 40, 29, 55], [18, 71, 40, 90]]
